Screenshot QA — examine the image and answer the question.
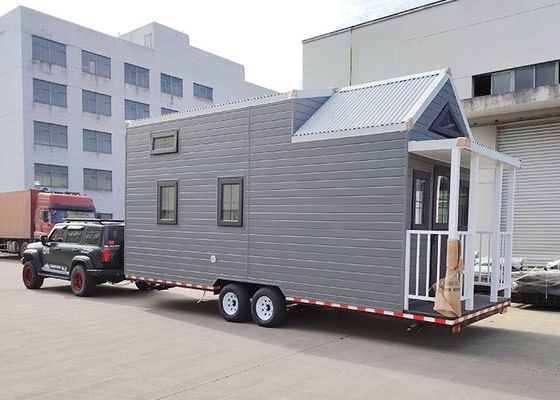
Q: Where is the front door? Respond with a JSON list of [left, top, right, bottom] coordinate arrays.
[[41, 226, 69, 277]]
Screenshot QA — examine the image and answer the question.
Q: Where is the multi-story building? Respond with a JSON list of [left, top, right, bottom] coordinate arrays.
[[0, 6, 275, 219], [302, 0, 560, 266]]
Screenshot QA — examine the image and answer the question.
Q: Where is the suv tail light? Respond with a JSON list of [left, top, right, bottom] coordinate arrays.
[[101, 250, 110, 263]]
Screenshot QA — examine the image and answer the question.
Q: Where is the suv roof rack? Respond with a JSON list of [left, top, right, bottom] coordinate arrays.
[[63, 218, 124, 224]]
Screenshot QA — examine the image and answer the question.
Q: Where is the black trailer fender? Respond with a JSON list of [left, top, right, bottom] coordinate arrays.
[[21, 249, 42, 267], [71, 256, 94, 272]]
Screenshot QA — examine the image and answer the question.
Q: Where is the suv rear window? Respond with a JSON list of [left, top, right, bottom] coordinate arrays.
[[85, 227, 101, 245], [104, 226, 124, 246]]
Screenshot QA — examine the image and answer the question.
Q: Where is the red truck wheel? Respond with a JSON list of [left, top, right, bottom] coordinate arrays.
[[22, 261, 44, 289]]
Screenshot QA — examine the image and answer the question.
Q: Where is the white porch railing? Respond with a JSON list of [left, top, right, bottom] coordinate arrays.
[[404, 230, 512, 311]]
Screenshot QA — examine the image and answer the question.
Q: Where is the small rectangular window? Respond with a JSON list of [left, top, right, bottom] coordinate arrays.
[[217, 177, 243, 227], [124, 63, 149, 88], [514, 67, 534, 91], [34, 163, 68, 188], [458, 181, 469, 231], [32, 36, 66, 66], [85, 227, 101, 245], [66, 227, 84, 244], [82, 90, 111, 116], [34, 121, 68, 148], [150, 130, 178, 155], [412, 170, 430, 230], [161, 107, 177, 115], [492, 71, 512, 95], [33, 79, 67, 107], [82, 50, 111, 78], [84, 168, 112, 191], [193, 83, 213, 101], [83, 129, 111, 154], [125, 99, 150, 120], [536, 63, 556, 87], [157, 181, 178, 225], [161, 73, 183, 97]]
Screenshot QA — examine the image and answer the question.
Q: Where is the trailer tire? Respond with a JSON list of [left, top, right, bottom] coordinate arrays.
[[70, 265, 96, 297], [251, 287, 286, 328], [218, 283, 250, 322], [22, 261, 44, 289]]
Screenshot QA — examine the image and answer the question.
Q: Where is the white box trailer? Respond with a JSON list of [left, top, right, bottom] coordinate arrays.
[[124, 69, 520, 332]]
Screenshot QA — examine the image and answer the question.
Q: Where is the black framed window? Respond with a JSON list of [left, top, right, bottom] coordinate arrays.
[[429, 103, 463, 138], [66, 227, 84, 244], [151, 130, 178, 155], [84, 227, 101, 245], [458, 181, 469, 232], [433, 166, 450, 230], [157, 181, 178, 225], [217, 177, 243, 227], [412, 170, 430, 230]]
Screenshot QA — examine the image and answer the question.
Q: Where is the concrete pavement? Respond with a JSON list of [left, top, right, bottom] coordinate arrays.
[[1, 254, 559, 399]]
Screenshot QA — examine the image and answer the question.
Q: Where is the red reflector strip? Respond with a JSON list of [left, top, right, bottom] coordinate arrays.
[[126, 275, 219, 291], [284, 296, 511, 326]]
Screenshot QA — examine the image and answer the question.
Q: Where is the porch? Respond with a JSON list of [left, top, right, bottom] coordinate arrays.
[[404, 138, 521, 315]]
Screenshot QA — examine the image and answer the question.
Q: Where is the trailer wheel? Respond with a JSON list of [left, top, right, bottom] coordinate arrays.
[[22, 261, 44, 289], [70, 265, 96, 297], [251, 287, 286, 328], [218, 283, 250, 322]]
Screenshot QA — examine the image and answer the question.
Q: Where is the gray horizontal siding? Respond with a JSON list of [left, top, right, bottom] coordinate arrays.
[[126, 98, 408, 312]]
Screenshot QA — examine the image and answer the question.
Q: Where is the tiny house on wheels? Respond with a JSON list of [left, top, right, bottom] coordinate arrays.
[[125, 69, 520, 332]]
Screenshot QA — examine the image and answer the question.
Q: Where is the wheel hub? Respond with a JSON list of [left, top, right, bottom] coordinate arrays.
[[222, 292, 239, 316], [23, 267, 32, 284], [256, 296, 274, 321], [73, 273, 83, 291]]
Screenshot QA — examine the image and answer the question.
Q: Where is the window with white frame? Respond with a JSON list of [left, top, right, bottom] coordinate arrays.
[[34, 121, 67, 148], [34, 163, 68, 188], [84, 168, 112, 191], [474, 61, 559, 96], [33, 79, 67, 107], [124, 63, 149, 88], [193, 83, 213, 101], [161, 73, 183, 97], [83, 129, 111, 154], [161, 107, 177, 115], [82, 50, 111, 78], [82, 90, 111, 116], [125, 99, 150, 120], [32, 36, 66, 66]]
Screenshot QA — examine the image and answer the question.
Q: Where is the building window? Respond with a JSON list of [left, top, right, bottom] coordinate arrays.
[[157, 181, 178, 225], [412, 170, 430, 230], [433, 167, 450, 230], [161, 73, 183, 97], [33, 79, 67, 107], [34, 121, 67, 148], [34, 163, 68, 188], [193, 83, 213, 101], [473, 61, 560, 96], [458, 182, 469, 231], [84, 168, 112, 191], [151, 130, 178, 155], [217, 177, 243, 227], [124, 63, 149, 88], [82, 50, 111, 78], [429, 103, 463, 138], [125, 99, 150, 120], [32, 36, 66, 66], [82, 90, 111, 116], [83, 129, 111, 154], [161, 107, 177, 115]]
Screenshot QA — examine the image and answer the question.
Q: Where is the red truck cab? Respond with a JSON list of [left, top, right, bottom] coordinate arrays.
[[34, 191, 96, 239]]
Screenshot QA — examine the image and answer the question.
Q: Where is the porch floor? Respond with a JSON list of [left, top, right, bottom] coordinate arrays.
[[406, 294, 506, 319]]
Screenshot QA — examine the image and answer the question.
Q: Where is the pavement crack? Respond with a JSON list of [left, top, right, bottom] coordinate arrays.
[[155, 334, 350, 399]]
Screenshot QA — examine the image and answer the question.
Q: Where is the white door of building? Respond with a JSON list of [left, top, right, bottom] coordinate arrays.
[[498, 120, 560, 267]]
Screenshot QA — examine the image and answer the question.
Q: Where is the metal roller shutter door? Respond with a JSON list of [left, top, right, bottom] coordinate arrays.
[[498, 120, 560, 267]]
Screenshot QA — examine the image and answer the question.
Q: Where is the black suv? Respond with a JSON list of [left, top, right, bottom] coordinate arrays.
[[21, 219, 125, 296]]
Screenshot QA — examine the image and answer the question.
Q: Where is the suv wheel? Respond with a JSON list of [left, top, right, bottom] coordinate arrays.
[[22, 261, 44, 289], [71, 265, 96, 297]]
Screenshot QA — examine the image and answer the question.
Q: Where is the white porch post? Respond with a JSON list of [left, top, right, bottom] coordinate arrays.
[[465, 153, 479, 310], [504, 167, 516, 298], [448, 147, 461, 240], [490, 163, 504, 302]]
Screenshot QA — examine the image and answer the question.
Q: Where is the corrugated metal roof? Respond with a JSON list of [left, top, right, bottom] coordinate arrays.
[[294, 70, 445, 138]]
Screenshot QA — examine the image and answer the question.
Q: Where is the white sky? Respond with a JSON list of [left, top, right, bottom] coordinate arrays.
[[0, 0, 434, 92]]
